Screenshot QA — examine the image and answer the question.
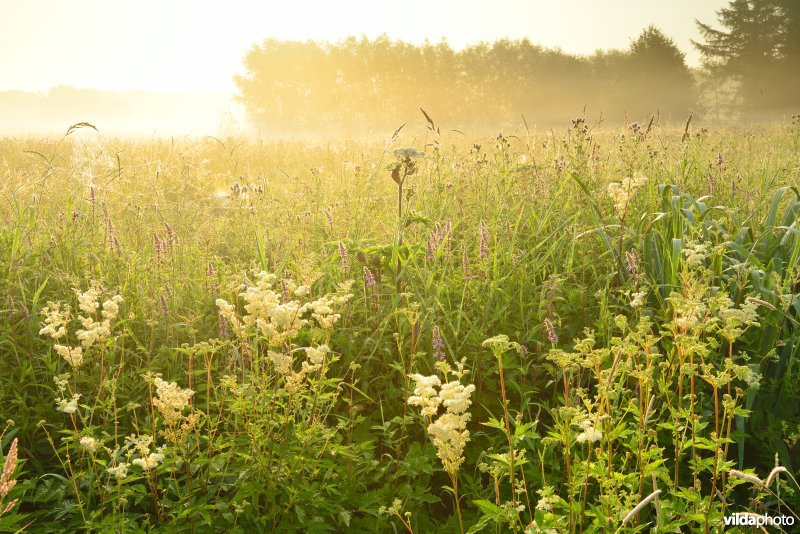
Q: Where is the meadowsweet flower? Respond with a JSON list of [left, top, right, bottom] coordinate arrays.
[[305, 345, 329, 367], [408, 371, 475, 477], [630, 290, 648, 308], [39, 302, 71, 339], [438, 381, 476, 415], [56, 394, 81, 414], [215, 298, 242, 335], [54, 344, 84, 368], [269, 350, 293, 374], [607, 173, 648, 217], [427, 411, 471, 475], [75, 316, 111, 348], [101, 295, 123, 321], [575, 419, 602, 443], [294, 285, 309, 298], [152, 378, 193, 428], [536, 486, 558, 512], [106, 462, 129, 480], [80, 436, 99, 453], [407, 374, 442, 418], [682, 242, 708, 269], [132, 452, 164, 471], [75, 286, 101, 314], [308, 296, 342, 330]]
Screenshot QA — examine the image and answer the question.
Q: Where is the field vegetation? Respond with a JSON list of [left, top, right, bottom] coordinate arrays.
[[1, 115, 799, 532]]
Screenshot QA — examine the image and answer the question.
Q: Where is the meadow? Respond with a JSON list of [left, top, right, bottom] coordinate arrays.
[[1, 117, 799, 532]]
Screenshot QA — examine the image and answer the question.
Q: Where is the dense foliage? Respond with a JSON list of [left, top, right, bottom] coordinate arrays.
[[235, 27, 695, 135], [1, 116, 800, 532]]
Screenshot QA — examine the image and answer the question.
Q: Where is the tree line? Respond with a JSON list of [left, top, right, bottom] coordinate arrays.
[[235, 0, 800, 135]]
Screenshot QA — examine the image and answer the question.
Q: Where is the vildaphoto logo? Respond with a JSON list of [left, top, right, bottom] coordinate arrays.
[[724, 512, 795, 528]]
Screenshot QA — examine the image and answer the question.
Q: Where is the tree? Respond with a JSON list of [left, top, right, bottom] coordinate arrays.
[[624, 26, 697, 119], [694, 0, 799, 113]]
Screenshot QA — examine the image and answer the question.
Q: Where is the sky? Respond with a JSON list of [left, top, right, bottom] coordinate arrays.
[[0, 0, 730, 94]]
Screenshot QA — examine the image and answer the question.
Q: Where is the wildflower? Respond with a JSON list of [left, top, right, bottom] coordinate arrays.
[[152, 378, 193, 428], [432, 325, 445, 361], [322, 208, 334, 231], [438, 381, 476, 415], [75, 316, 111, 348], [462, 243, 471, 280], [575, 419, 602, 444], [363, 266, 377, 289], [75, 286, 101, 314], [294, 285, 309, 298], [54, 344, 84, 368], [427, 411, 471, 475], [478, 220, 490, 259], [407, 374, 442, 418], [215, 298, 242, 336], [630, 290, 648, 308], [625, 249, 639, 279], [393, 147, 425, 160], [305, 345, 330, 367], [80, 436, 99, 453], [482, 334, 519, 358], [308, 296, 342, 330], [607, 173, 648, 217], [56, 394, 81, 414], [106, 462, 129, 480], [544, 318, 558, 344], [132, 452, 165, 471], [338, 242, 349, 272], [536, 486, 558, 512], [682, 241, 708, 269], [39, 302, 71, 339], [269, 350, 293, 374], [101, 295, 123, 321]]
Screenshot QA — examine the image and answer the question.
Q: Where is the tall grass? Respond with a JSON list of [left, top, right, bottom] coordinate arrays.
[[0, 118, 798, 532]]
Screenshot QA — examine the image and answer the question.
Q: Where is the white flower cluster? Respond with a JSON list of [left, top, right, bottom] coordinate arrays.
[[575, 419, 603, 444], [407, 373, 476, 475], [407, 374, 442, 417], [127, 435, 165, 472], [39, 302, 71, 339], [216, 272, 353, 345], [80, 436, 100, 453], [152, 378, 194, 428], [106, 462, 129, 480], [682, 241, 709, 269], [53, 344, 84, 368], [75, 289, 123, 349], [717, 296, 760, 342], [56, 394, 81, 414], [607, 173, 648, 217], [53, 373, 81, 414]]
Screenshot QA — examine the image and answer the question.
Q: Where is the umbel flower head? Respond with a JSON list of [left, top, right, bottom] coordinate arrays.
[[393, 147, 425, 160]]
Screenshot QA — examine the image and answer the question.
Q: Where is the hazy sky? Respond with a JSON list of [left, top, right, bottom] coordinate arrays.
[[1, 0, 729, 94]]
